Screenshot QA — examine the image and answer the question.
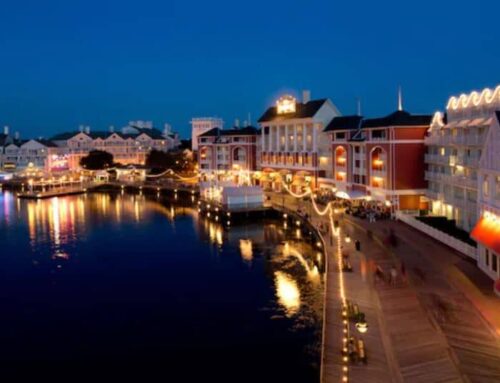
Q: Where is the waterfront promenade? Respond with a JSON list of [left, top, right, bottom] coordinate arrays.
[[268, 191, 500, 383]]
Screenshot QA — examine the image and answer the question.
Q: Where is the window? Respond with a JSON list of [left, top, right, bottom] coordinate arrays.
[[483, 175, 490, 197], [372, 129, 386, 139], [353, 175, 360, 184], [495, 176, 500, 199], [355, 146, 360, 154], [335, 132, 345, 140], [493, 253, 498, 273], [355, 160, 360, 168]]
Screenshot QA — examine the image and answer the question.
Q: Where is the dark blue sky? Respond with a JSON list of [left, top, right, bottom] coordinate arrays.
[[0, 0, 498, 139]]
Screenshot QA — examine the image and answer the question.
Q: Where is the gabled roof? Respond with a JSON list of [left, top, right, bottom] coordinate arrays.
[[20, 139, 57, 148], [35, 139, 57, 147], [362, 110, 432, 128], [258, 99, 328, 123], [199, 126, 260, 138], [50, 128, 166, 141], [324, 115, 363, 132]]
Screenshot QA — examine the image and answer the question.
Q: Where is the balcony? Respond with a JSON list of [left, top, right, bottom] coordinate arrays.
[[426, 189, 441, 200], [441, 174, 478, 189], [425, 154, 448, 164], [371, 169, 387, 179], [425, 171, 442, 182]]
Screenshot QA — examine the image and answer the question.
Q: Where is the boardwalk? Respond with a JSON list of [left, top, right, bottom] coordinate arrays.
[[269, 191, 500, 383]]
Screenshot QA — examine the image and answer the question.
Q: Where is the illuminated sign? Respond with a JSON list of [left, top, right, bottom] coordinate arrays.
[[276, 95, 297, 114], [49, 154, 69, 171]]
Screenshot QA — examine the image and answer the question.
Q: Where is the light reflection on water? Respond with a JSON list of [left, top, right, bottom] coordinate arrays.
[[0, 190, 324, 381]]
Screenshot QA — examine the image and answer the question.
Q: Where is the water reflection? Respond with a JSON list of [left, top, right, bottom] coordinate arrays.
[[1, 191, 199, 260], [239, 239, 253, 263], [274, 271, 301, 317], [0, 190, 324, 381]]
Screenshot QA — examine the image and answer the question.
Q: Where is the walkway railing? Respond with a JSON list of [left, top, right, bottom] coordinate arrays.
[[396, 212, 477, 260]]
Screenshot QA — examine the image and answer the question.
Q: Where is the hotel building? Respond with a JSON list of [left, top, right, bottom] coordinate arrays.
[[326, 109, 432, 210], [50, 124, 178, 171], [197, 126, 260, 184], [258, 91, 340, 191], [191, 117, 224, 151], [426, 86, 500, 280]]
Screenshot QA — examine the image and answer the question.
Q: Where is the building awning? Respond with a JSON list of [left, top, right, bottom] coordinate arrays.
[[467, 118, 485, 127], [471, 217, 500, 255], [335, 190, 367, 200], [456, 119, 470, 128]]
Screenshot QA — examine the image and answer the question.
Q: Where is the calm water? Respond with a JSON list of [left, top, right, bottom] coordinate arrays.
[[0, 191, 324, 382]]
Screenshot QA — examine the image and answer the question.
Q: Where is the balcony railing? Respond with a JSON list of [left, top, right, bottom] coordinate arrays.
[[371, 169, 387, 179], [425, 171, 442, 182], [425, 154, 449, 164]]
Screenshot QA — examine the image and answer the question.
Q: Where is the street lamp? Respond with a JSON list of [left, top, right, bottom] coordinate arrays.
[[355, 314, 368, 334]]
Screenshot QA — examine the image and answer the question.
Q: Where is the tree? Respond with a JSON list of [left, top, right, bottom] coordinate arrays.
[[80, 150, 114, 170], [146, 149, 195, 174]]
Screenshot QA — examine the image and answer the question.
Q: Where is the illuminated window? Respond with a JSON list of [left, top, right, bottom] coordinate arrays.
[[483, 175, 490, 197]]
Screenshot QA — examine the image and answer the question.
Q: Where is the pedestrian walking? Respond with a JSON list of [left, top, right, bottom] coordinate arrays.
[[390, 266, 398, 286]]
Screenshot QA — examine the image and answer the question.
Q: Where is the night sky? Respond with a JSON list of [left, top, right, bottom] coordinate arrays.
[[0, 0, 498, 139]]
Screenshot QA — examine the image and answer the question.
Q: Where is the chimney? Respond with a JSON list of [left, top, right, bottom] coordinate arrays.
[[3, 126, 8, 135], [85, 126, 90, 134], [302, 90, 311, 104], [109, 125, 114, 133]]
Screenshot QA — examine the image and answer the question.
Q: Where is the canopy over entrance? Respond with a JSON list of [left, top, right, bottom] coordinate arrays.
[[471, 215, 500, 255], [335, 190, 367, 200]]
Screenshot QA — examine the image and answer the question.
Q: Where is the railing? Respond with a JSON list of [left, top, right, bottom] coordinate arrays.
[[371, 169, 386, 179], [425, 171, 441, 182], [396, 212, 477, 260], [425, 154, 448, 164], [426, 190, 441, 200]]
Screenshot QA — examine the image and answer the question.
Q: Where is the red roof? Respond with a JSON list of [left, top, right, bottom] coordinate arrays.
[[471, 217, 500, 255]]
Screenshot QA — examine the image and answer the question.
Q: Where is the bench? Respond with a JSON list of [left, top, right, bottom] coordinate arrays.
[[357, 338, 367, 364]]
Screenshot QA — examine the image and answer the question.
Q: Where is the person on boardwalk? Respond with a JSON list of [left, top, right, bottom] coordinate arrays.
[[390, 266, 398, 286]]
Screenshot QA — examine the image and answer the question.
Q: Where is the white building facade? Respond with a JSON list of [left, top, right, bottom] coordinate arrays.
[[258, 91, 340, 191], [426, 85, 500, 281], [191, 117, 224, 151]]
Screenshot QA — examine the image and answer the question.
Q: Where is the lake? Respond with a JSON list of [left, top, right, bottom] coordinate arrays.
[[0, 191, 324, 382]]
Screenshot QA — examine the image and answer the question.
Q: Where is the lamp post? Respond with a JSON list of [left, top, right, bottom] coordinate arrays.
[[304, 175, 312, 217], [284, 173, 292, 208]]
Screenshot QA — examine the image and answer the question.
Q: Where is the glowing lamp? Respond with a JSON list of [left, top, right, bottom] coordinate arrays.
[[355, 320, 368, 334], [276, 95, 297, 114]]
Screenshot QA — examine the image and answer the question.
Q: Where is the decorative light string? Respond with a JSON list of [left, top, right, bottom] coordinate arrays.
[[275, 173, 349, 382]]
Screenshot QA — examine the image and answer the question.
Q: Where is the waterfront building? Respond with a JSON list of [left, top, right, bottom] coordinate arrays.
[[425, 85, 500, 280], [197, 126, 260, 184], [326, 106, 432, 210], [258, 91, 340, 191], [1, 137, 62, 174], [50, 124, 178, 171], [191, 117, 224, 151]]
